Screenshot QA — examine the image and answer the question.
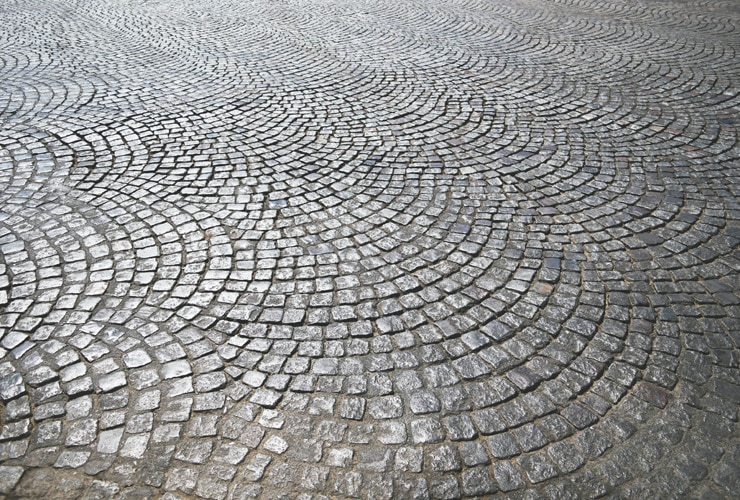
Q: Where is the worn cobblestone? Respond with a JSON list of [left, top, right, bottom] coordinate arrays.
[[0, 0, 739, 497]]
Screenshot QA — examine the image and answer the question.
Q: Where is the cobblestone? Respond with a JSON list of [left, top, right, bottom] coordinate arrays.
[[0, 0, 738, 497]]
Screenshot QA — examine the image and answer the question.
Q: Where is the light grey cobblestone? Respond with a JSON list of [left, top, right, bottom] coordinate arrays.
[[0, 0, 739, 497]]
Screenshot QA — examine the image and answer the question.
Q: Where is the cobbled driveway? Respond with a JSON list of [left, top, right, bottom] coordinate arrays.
[[0, 0, 738, 498]]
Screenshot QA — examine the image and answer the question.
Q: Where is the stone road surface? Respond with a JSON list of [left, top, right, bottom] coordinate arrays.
[[0, 0, 739, 498]]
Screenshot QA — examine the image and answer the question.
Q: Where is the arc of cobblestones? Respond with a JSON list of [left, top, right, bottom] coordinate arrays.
[[0, 0, 738, 498]]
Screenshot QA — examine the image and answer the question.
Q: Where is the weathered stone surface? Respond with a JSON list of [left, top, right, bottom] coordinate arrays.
[[0, 0, 737, 497]]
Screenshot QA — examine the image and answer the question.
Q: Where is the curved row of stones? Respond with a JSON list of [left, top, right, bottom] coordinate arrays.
[[0, 0, 738, 498]]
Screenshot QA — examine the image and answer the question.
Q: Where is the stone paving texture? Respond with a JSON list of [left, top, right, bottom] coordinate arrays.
[[0, 0, 739, 498]]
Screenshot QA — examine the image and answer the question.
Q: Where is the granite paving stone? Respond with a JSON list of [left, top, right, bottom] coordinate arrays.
[[0, 0, 738, 497]]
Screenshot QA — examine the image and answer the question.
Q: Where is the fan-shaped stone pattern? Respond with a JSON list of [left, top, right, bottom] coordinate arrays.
[[0, 0, 738, 498]]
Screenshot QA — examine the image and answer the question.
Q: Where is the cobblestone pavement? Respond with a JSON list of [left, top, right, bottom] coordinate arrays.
[[0, 0, 738, 498]]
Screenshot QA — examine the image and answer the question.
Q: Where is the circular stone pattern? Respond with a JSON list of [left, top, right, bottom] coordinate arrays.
[[0, 0, 738, 498]]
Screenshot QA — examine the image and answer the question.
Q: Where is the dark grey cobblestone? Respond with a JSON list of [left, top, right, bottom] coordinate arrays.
[[0, 0, 739, 497]]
